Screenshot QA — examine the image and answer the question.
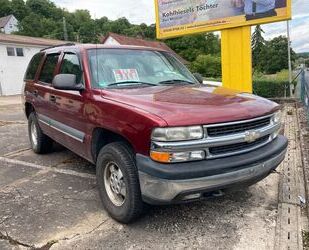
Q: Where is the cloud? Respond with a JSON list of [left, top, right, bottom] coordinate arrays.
[[260, 0, 309, 52], [53, 0, 154, 24], [52, 0, 309, 52]]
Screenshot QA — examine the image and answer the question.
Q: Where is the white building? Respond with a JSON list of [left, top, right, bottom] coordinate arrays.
[[0, 33, 65, 96], [0, 15, 19, 34]]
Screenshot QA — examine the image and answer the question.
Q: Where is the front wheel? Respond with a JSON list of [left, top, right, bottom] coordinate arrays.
[[96, 142, 144, 223]]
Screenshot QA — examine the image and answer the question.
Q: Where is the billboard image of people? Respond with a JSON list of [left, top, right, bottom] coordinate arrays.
[[155, 0, 290, 39]]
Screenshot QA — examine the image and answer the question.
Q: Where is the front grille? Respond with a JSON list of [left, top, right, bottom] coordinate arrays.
[[209, 135, 269, 156], [151, 114, 278, 161], [207, 117, 271, 137]]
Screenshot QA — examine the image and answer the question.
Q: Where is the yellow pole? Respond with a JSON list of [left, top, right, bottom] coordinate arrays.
[[221, 26, 252, 93]]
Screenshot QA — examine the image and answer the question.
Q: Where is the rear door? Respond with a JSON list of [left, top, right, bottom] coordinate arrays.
[[23, 52, 43, 107], [34, 52, 61, 140]]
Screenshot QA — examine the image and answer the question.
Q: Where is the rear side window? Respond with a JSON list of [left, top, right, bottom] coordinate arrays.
[[60, 53, 83, 83], [39, 54, 59, 84], [24, 53, 43, 80]]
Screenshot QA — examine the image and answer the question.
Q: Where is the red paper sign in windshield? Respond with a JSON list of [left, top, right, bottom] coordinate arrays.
[[113, 69, 139, 82]]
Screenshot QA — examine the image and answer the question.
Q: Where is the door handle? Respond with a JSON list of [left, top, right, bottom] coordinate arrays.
[[49, 95, 56, 102], [33, 90, 38, 97]]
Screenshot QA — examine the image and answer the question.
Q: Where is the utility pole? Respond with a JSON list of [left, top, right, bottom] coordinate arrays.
[[287, 21, 293, 97], [63, 17, 68, 41]]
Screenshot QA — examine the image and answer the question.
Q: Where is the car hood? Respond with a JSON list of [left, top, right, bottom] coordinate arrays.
[[101, 85, 279, 126]]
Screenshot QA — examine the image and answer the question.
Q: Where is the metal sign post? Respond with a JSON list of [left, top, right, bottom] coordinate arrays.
[[287, 20, 293, 97], [221, 26, 252, 93]]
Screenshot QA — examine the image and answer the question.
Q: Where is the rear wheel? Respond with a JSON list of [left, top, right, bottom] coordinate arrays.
[[96, 142, 144, 223], [28, 113, 53, 154]]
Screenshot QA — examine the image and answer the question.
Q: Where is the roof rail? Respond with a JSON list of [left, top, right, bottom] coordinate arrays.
[[41, 43, 76, 51]]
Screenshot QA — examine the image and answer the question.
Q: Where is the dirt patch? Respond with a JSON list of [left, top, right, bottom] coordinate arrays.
[[0, 120, 25, 127]]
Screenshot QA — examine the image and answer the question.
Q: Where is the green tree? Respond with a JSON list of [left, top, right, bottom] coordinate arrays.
[[95, 16, 111, 35], [165, 33, 220, 62], [78, 21, 98, 43], [11, 0, 30, 20], [109, 17, 131, 34], [190, 54, 222, 78], [68, 9, 92, 32], [18, 13, 45, 37], [0, 0, 12, 17], [26, 0, 62, 19], [18, 12, 63, 39], [260, 36, 296, 74], [252, 25, 266, 72]]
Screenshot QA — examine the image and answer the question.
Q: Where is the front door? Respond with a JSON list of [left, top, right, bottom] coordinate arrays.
[[49, 51, 89, 159]]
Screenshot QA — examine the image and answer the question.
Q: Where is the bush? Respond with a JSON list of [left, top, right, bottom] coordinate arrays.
[[253, 80, 290, 98], [190, 54, 221, 78]]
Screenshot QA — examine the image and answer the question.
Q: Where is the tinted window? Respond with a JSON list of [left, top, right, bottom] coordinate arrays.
[[16, 48, 24, 57], [39, 54, 59, 84], [25, 53, 43, 80], [60, 53, 82, 83], [7, 47, 15, 56]]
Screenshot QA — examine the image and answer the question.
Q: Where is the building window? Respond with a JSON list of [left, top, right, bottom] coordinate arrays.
[[7, 47, 15, 56], [16, 48, 24, 57]]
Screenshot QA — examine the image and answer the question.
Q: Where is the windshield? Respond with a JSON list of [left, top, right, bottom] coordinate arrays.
[[87, 49, 197, 88]]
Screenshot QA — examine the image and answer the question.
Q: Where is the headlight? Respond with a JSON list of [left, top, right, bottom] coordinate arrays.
[[271, 110, 282, 140], [272, 110, 282, 124], [151, 126, 203, 142]]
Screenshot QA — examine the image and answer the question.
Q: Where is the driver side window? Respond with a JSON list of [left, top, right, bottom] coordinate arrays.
[[60, 53, 83, 84]]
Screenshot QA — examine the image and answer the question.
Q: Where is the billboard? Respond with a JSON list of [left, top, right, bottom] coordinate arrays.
[[155, 0, 291, 39]]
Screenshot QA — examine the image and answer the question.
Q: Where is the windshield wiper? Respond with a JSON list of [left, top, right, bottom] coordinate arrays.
[[107, 81, 158, 87], [158, 79, 197, 85]]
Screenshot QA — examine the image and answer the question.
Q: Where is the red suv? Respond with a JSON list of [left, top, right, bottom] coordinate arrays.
[[23, 44, 288, 223]]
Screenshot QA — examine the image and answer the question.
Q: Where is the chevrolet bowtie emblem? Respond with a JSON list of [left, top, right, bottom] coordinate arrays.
[[244, 131, 261, 143]]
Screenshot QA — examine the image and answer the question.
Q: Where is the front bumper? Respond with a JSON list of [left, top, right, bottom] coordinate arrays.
[[137, 135, 288, 204]]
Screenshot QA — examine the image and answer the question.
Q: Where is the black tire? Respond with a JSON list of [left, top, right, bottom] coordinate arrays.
[[28, 112, 53, 154], [96, 142, 144, 223]]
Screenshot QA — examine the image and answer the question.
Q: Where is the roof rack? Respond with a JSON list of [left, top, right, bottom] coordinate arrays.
[[41, 43, 76, 51]]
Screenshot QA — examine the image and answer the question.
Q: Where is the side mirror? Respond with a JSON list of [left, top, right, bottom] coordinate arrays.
[[52, 74, 84, 91], [193, 73, 203, 84]]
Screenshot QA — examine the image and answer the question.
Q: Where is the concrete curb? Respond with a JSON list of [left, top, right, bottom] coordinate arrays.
[[296, 101, 309, 223]]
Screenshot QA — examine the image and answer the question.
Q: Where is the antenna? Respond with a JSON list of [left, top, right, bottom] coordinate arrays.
[[287, 21, 293, 97], [94, 13, 99, 85]]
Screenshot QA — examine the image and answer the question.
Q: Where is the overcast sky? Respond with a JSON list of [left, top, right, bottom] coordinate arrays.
[[52, 0, 309, 53]]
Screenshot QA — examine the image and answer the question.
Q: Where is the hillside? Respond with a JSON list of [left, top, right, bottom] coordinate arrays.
[[298, 52, 309, 58]]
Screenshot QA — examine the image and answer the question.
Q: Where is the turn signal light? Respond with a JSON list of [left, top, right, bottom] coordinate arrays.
[[150, 150, 205, 163], [150, 151, 171, 163]]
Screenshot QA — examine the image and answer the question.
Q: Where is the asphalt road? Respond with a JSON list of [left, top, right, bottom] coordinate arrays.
[[0, 100, 291, 249]]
